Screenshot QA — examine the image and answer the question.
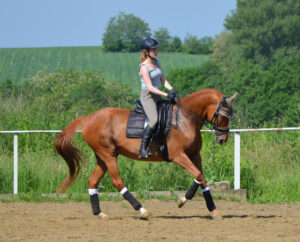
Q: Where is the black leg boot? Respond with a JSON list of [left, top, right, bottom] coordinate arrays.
[[139, 125, 154, 158]]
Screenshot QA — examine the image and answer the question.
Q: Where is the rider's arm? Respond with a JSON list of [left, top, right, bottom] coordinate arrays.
[[140, 65, 168, 97], [160, 74, 173, 91]]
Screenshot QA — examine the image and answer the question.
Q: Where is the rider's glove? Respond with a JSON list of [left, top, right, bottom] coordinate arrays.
[[170, 89, 177, 96], [167, 91, 176, 103]]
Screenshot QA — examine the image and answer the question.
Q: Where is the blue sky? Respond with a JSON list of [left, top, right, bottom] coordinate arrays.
[[0, 0, 236, 48]]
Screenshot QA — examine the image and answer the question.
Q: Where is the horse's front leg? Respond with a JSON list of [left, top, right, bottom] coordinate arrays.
[[176, 152, 219, 219]]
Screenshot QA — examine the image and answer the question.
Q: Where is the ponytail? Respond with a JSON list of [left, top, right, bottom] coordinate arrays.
[[140, 49, 148, 62]]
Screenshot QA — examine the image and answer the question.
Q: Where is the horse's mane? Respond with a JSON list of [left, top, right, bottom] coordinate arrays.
[[182, 88, 222, 102]]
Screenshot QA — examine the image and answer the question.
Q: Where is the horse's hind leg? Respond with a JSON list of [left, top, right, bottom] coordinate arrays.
[[96, 151, 150, 218], [88, 154, 108, 218]]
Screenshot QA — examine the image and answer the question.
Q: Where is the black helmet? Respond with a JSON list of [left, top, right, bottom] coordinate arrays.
[[141, 38, 159, 50]]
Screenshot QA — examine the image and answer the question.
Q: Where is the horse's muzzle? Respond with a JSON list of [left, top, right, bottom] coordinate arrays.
[[215, 135, 228, 145]]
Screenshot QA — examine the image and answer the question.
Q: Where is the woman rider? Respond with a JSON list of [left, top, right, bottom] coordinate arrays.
[[138, 37, 177, 158]]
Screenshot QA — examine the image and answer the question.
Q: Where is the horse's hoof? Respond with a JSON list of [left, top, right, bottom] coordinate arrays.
[[178, 196, 187, 208], [140, 208, 151, 218], [98, 212, 108, 219], [211, 210, 222, 220]]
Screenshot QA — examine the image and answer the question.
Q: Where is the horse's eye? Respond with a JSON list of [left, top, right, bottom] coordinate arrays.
[[221, 115, 227, 121]]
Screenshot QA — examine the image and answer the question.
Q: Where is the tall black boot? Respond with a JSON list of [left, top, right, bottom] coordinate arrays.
[[139, 125, 154, 158]]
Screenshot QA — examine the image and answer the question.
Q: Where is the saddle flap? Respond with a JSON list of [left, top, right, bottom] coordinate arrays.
[[126, 112, 146, 138], [126, 100, 173, 139]]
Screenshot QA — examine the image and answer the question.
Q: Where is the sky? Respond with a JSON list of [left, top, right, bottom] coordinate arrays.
[[0, 0, 236, 48]]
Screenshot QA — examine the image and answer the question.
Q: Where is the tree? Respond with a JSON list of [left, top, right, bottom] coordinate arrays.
[[182, 34, 202, 54], [183, 34, 214, 54], [169, 0, 300, 126], [153, 27, 172, 52], [169, 36, 182, 52], [102, 12, 151, 52], [198, 36, 213, 54], [211, 31, 231, 72], [224, 0, 300, 67]]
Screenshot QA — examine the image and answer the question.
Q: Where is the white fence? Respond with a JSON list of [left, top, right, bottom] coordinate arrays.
[[1, 127, 299, 194]]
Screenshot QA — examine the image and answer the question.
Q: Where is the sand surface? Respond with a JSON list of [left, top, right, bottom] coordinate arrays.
[[0, 199, 299, 241]]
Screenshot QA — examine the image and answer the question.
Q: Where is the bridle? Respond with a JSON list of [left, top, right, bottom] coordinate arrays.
[[174, 97, 233, 135], [210, 101, 231, 135]]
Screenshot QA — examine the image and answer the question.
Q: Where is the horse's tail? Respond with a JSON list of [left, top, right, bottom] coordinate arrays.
[[55, 115, 88, 193]]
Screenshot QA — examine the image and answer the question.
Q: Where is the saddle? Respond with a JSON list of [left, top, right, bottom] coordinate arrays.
[[126, 100, 173, 161]]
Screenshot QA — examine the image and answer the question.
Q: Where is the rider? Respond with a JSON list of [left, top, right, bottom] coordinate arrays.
[[138, 37, 177, 158]]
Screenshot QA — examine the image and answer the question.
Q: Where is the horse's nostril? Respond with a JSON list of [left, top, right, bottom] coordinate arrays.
[[219, 139, 224, 145]]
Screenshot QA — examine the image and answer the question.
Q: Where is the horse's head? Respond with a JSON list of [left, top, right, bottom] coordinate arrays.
[[208, 92, 237, 145]]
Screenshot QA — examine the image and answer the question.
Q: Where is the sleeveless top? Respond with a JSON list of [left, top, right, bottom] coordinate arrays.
[[139, 60, 163, 90]]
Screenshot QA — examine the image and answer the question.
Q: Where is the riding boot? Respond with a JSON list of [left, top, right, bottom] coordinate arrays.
[[139, 125, 154, 158]]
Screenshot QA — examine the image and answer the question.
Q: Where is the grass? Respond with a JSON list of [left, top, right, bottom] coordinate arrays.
[[0, 131, 299, 203], [0, 47, 209, 92]]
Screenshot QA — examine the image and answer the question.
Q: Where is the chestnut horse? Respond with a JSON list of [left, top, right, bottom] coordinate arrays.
[[55, 88, 237, 219]]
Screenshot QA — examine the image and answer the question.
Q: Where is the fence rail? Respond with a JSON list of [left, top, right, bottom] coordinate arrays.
[[1, 127, 299, 194]]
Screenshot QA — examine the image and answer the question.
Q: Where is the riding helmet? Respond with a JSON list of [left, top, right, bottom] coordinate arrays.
[[141, 38, 159, 50]]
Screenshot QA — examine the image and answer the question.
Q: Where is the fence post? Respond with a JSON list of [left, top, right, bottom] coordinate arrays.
[[13, 133, 18, 195], [234, 132, 240, 190]]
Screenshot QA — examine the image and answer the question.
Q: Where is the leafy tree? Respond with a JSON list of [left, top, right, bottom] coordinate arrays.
[[182, 34, 202, 54], [168, 0, 300, 127], [211, 31, 231, 72], [153, 27, 172, 52], [224, 0, 300, 67], [169, 36, 182, 52], [102, 17, 123, 52], [183, 34, 214, 54], [102, 12, 151, 52], [198, 36, 214, 54]]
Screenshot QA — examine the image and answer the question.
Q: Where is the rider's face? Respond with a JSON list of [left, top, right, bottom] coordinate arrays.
[[149, 48, 158, 59]]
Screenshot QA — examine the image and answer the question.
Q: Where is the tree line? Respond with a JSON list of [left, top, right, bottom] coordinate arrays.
[[102, 12, 213, 54], [168, 0, 299, 127]]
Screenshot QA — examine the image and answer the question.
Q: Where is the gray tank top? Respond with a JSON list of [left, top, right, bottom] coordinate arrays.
[[139, 60, 163, 90]]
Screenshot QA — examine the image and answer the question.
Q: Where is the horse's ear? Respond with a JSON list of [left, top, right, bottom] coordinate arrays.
[[226, 92, 238, 105]]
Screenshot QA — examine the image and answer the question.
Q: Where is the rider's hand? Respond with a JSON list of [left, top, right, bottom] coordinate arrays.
[[167, 91, 176, 103], [170, 88, 177, 96]]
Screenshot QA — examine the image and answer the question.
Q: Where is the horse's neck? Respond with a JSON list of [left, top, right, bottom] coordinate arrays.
[[180, 91, 220, 122]]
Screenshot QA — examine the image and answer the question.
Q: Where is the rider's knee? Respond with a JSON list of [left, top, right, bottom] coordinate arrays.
[[149, 118, 158, 129]]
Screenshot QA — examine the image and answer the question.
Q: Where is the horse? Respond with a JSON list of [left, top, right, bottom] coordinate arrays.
[[55, 88, 237, 219]]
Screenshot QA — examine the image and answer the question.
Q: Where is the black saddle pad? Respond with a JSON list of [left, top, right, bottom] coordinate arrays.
[[126, 100, 173, 139], [126, 112, 147, 138]]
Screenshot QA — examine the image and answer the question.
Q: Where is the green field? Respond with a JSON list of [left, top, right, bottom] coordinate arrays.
[[0, 46, 208, 92]]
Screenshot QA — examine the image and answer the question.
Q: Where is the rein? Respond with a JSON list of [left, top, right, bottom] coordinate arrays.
[[173, 97, 230, 135]]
